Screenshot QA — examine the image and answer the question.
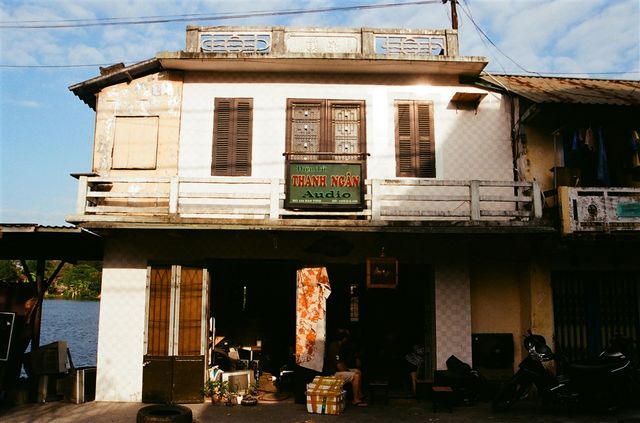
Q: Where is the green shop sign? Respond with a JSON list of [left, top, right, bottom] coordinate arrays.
[[285, 161, 364, 210], [617, 202, 640, 218]]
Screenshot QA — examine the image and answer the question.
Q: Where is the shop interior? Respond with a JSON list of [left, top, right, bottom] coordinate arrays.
[[208, 259, 434, 399]]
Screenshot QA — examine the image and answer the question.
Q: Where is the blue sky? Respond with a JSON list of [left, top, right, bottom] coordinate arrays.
[[1, 0, 639, 226]]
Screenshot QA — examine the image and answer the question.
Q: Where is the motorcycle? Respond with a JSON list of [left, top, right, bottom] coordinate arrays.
[[492, 330, 634, 412]]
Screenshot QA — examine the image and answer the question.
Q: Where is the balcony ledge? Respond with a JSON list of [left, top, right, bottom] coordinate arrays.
[[66, 214, 553, 235], [156, 51, 487, 76]]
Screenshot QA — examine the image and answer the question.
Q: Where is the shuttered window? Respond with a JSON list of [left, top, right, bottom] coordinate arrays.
[[112, 116, 159, 169], [146, 265, 208, 357], [395, 100, 435, 178], [212, 98, 253, 176], [287, 99, 365, 159]]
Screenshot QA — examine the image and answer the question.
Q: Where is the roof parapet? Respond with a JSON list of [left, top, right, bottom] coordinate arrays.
[[185, 26, 460, 58]]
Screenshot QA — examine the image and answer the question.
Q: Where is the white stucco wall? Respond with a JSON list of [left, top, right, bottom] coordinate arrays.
[[95, 237, 148, 402], [178, 74, 512, 182]]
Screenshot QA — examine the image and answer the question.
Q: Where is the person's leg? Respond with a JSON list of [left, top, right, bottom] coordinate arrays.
[[351, 369, 367, 405]]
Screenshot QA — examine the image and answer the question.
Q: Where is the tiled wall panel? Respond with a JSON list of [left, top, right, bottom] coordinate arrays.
[[435, 262, 472, 369]]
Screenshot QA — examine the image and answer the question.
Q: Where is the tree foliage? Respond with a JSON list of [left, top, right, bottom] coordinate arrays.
[[1, 259, 102, 300], [52, 261, 102, 300], [0, 260, 21, 282]]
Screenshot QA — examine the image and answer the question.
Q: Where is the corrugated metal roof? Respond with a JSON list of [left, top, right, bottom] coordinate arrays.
[[0, 224, 82, 233], [479, 74, 640, 106], [0, 224, 103, 260]]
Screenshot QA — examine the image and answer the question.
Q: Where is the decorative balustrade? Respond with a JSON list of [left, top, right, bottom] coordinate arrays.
[[190, 27, 457, 57], [199, 32, 272, 53], [72, 176, 542, 225], [374, 34, 445, 56]]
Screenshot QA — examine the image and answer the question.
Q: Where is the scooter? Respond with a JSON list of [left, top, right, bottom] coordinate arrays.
[[492, 330, 634, 412]]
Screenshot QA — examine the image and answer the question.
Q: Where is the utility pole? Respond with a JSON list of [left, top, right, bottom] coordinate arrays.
[[442, 0, 459, 30]]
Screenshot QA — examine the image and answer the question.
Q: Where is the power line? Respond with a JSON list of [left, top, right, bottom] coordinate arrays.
[[460, 2, 640, 81], [0, 63, 125, 68], [0, 10, 242, 25], [0, 1, 441, 29], [458, 0, 535, 75]]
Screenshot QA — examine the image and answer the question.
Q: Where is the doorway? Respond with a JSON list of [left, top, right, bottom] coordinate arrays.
[[209, 260, 298, 377], [208, 260, 435, 397]]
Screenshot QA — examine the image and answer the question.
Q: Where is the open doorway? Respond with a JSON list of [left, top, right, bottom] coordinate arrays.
[[209, 260, 434, 399], [209, 260, 298, 377], [324, 263, 435, 397]]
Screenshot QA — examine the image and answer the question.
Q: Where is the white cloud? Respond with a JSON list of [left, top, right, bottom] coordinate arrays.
[[14, 100, 42, 108], [67, 44, 105, 65], [458, 0, 639, 76]]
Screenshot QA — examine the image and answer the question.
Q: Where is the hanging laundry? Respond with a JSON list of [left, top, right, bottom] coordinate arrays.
[[585, 127, 595, 151], [563, 129, 582, 168], [596, 127, 610, 185], [295, 267, 331, 372]]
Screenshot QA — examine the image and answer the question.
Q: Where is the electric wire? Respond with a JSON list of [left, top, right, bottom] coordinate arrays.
[[0, 0, 442, 29], [459, 0, 537, 75], [0, 0, 638, 77]]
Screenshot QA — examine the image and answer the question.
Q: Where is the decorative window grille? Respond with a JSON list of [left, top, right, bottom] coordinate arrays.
[[375, 35, 445, 56], [146, 265, 208, 356], [287, 99, 365, 161], [200, 33, 271, 54]]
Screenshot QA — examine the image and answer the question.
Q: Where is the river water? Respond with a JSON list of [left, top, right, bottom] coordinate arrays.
[[38, 299, 99, 368]]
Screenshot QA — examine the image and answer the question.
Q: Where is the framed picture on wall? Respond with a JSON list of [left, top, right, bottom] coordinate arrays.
[[366, 257, 398, 289]]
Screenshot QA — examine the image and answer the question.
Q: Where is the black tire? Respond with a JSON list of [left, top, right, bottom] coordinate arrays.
[[136, 404, 193, 423]]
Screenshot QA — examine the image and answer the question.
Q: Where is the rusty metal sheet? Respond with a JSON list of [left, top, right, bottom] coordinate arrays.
[[480, 74, 640, 106]]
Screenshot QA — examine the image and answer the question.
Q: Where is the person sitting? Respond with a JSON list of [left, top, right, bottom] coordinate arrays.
[[325, 328, 368, 407]]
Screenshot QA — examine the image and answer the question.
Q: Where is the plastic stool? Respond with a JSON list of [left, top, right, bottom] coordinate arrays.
[[431, 386, 453, 412]]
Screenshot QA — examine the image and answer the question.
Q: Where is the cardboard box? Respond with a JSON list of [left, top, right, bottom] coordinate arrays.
[[306, 376, 346, 415]]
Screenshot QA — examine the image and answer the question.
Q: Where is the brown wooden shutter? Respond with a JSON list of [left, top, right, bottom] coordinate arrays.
[[178, 267, 203, 356], [233, 99, 253, 176], [148, 266, 172, 356], [416, 102, 435, 177], [395, 100, 435, 177], [212, 98, 253, 176], [396, 101, 415, 177]]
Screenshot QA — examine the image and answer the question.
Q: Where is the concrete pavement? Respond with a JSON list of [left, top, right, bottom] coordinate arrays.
[[1, 397, 640, 423]]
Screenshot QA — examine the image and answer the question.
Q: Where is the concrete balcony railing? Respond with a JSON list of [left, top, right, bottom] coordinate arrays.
[[68, 176, 543, 229], [558, 186, 640, 234], [185, 26, 459, 57]]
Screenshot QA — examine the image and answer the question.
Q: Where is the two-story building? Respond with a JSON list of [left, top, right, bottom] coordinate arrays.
[[473, 74, 640, 365], [67, 26, 638, 403]]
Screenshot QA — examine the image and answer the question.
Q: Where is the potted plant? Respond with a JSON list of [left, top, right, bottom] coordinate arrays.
[[202, 379, 229, 404], [241, 379, 260, 406]]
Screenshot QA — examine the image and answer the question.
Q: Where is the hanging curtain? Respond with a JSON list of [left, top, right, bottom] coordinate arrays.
[[295, 267, 331, 372]]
